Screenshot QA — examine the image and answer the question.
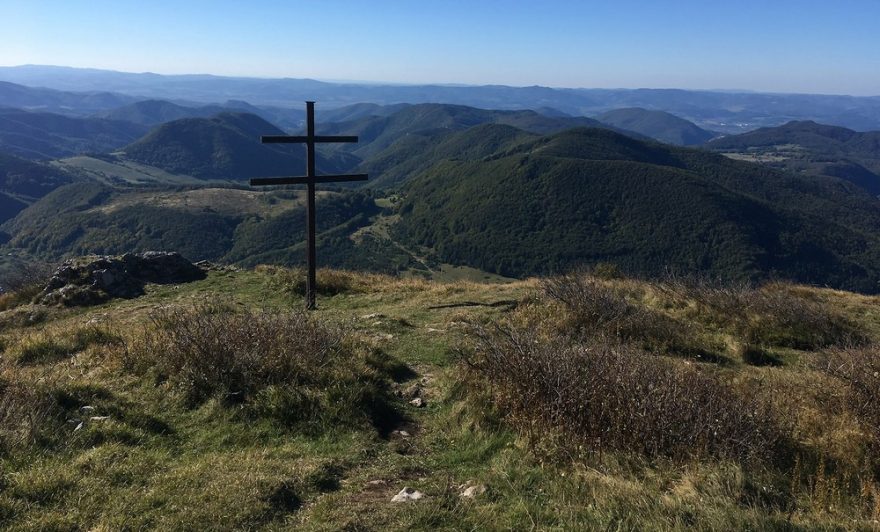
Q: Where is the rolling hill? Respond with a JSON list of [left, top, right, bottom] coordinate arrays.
[[0, 182, 413, 272], [0, 108, 148, 159], [706, 121, 880, 194], [121, 112, 349, 180], [0, 151, 75, 223], [316, 103, 639, 161], [98, 99, 305, 130], [396, 127, 880, 292], [597, 107, 718, 145], [360, 123, 538, 189], [0, 79, 136, 115]]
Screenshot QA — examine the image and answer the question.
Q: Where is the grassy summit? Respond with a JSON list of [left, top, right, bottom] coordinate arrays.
[[1, 266, 879, 529]]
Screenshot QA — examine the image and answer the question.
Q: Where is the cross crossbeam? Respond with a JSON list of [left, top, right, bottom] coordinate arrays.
[[249, 101, 368, 310]]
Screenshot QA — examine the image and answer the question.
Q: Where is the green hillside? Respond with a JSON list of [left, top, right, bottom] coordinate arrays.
[[396, 127, 880, 292], [597, 107, 718, 145], [317, 103, 642, 162], [707, 120, 880, 194], [0, 108, 148, 160], [98, 99, 230, 126], [360, 123, 538, 189], [122, 112, 348, 180], [0, 151, 75, 222], [0, 182, 414, 272]]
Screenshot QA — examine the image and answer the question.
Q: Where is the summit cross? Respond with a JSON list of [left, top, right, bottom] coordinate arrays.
[[250, 101, 368, 310]]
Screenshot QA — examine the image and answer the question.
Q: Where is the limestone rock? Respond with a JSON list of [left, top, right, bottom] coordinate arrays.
[[409, 397, 425, 408], [391, 487, 424, 502], [38, 252, 206, 307], [459, 482, 487, 498]]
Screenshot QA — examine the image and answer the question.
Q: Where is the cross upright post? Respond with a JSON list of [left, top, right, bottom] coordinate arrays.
[[250, 101, 368, 310]]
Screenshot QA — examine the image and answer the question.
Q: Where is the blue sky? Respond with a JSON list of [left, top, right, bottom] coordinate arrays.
[[1, 0, 878, 95]]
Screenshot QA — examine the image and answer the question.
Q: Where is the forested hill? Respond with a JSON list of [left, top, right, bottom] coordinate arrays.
[[0, 152, 74, 223], [706, 121, 880, 194], [396, 127, 880, 292], [597, 107, 718, 145], [122, 112, 352, 180], [312, 103, 645, 161], [0, 108, 148, 160]]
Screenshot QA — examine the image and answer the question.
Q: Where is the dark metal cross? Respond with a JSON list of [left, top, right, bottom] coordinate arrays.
[[250, 101, 368, 310]]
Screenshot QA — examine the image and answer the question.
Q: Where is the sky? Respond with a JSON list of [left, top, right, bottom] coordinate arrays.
[[0, 0, 878, 95]]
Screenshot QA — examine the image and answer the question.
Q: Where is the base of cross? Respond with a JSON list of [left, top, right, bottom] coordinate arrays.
[[249, 101, 368, 310]]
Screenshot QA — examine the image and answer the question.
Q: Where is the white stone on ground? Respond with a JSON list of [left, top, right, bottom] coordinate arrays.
[[391, 487, 425, 502]]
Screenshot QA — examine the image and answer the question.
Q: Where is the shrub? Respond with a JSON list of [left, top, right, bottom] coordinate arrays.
[[127, 302, 401, 432], [823, 346, 880, 453], [660, 278, 864, 349], [257, 266, 362, 297], [0, 263, 53, 312], [462, 323, 789, 463], [541, 273, 711, 359], [743, 284, 865, 349]]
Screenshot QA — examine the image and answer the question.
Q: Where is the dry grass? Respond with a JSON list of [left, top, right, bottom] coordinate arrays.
[[659, 277, 866, 350], [461, 322, 789, 464], [541, 273, 717, 360], [823, 346, 880, 458]]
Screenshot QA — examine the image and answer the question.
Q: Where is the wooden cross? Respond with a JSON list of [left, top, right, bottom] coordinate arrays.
[[250, 101, 368, 310]]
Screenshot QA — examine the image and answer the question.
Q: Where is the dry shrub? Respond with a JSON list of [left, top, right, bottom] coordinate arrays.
[[541, 273, 712, 359], [256, 265, 365, 297], [127, 302, 400, 432], [462, 323, 789, 463], [0, 263, 53, 312], [661, 278, 864, 350], [824, 346, 880, 454]]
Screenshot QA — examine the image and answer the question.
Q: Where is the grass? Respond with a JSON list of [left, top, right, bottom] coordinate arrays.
[[1, 267, 879, 529]]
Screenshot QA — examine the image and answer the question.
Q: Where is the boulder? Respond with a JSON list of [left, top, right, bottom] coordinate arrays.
[[38, 252, 206, 307]]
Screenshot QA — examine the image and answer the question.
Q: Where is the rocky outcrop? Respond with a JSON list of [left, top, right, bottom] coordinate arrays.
[[38, 252, 206, 307]]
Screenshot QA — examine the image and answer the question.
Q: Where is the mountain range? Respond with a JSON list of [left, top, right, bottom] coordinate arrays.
[[3, 65, 880, 132], [3, 107, 880, 292]]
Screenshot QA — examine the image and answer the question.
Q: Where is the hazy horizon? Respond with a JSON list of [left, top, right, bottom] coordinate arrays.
[[1, 0, 878, 96], [1, 63, 878, 99]]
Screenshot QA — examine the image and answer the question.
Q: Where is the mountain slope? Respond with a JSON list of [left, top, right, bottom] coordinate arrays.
[[0, 182, 391, 269], [706, 121, 880, 194], [0, 108, 148, 159], [317, 103, 642, 162], [0, 80, 136, 114], [122, 112, 346, 180], [360, 123, 538, 189], [597, 107, 717, 145], [0, 151, 75, 222], [396, 127, 880, 292]]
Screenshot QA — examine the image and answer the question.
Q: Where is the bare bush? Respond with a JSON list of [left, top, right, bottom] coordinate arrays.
[[462, 323, 789, 463], [824, 346, 880, 453], [127, 301, 400, 431], [660, 277, 865, 350], [541, 273, 709, 358], [256, 266, 362, 297], [0, 263, 53, 312]]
